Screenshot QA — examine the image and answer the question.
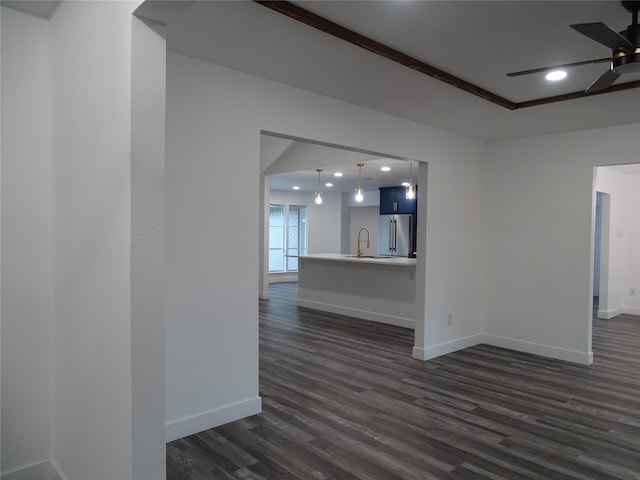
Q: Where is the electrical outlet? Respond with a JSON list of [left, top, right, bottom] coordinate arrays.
[[630, 288, 636, 297], [446, 314, 453, 326]]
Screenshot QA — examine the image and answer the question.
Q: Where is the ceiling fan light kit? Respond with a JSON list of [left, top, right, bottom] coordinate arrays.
[[509, 1, 640, 92], [545, 70, 568, 81]]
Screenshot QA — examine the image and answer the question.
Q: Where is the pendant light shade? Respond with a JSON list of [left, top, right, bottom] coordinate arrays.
[[355, 163, 364, 203], [315, 169, 323, 205], [406, 161, 415, 200]]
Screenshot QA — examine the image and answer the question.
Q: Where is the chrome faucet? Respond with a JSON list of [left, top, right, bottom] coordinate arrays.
[[357, 227, 370, 258]]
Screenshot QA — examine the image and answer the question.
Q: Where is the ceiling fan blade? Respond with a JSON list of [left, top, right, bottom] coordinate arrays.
[[506, 58, 611, 77], [570, 22, 634, 53], [585, 68, 621, 92]]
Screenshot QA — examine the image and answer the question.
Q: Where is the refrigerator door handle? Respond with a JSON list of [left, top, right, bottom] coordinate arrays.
[[392, 219, 397, 251], [409, 215, 414, 256], [388, 218, 393, 252]]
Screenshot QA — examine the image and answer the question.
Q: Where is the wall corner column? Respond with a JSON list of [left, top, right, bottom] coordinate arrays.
[[131, 15, 167, 480]]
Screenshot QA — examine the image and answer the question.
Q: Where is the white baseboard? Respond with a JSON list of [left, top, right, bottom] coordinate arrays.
[[269, 273, 298, 283], [298, 299, 414, 329], [1, 460, 64, 480], [483, 334, 593, 365], [598, 306, 640, 318], [412, 334, 483, 361], [166, 396, 262, 442], [412, 333, 592, 365], [597, 306, 624, 319]]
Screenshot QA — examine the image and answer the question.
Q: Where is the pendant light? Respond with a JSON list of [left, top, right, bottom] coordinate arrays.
[[314, 168, 323, 205], [355, 163, 364, 203], [406, 161, 415, 200]]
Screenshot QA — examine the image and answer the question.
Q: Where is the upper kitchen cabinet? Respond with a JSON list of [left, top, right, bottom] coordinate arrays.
[[379, 186, 417, 215]]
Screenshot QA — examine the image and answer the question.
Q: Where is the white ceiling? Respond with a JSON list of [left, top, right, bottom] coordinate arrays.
[[262, 134, 415, 193], [1, 0, 61, 19], [167, 0, 640, 143], [288, 0, 640, 103], [165, 0, 640, 190]]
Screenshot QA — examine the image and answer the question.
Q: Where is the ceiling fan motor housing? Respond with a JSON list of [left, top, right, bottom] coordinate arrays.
[[621, 1, 640, 14], [613, 49, 640, 73], [614, 8, 640, 74]]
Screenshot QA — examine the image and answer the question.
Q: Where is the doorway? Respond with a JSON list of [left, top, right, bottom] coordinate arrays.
[[593, 191, 609, 318], [592, 164, 640, 321], [259, 131, 427, 298], [259, 131, 428, 348]]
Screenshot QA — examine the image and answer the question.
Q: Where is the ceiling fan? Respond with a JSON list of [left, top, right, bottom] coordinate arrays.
[[507, 1, 640, 93]]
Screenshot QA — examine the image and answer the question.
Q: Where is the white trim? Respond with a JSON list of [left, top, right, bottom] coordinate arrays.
[[412, 333, 593, 365], [298, 299, 414, 329], [1, 460, 64, 480], [165, 396, 262, 442], [269, 273, 298, 283], [597, 306, 625, 319], [412, 334, 483, 361], [598, 306, 640, 318], [483, 334, 593, 365]]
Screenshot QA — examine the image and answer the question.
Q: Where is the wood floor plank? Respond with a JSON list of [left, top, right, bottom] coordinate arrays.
[[167, 283, 640, 479]]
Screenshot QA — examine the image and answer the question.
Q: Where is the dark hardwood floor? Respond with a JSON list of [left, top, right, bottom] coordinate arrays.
[[167, 283, 640, 480]]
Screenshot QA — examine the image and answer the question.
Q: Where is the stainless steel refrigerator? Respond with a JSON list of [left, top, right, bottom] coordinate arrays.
[[378, 214, 413, 257]]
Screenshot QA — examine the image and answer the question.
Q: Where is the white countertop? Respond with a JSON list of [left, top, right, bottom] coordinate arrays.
[[296, 253, 416, 267]]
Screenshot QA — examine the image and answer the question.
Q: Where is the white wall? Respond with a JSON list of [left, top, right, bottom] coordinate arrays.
[[349, 206, 379, 256], [307, 194, 342, 254], [165, 54, 261, 441], [2, 4, 144, 478], [131, 13, 168, 480], [629, 173, 640, 314], [595, 166, 640, 317], [268, 189, 342, 255], [49, 2, 136, 478], [268, 189, 313, 206], [417, 146, 486, 358], [485, 124, 640, 364], [165, 50, 487, 440], [1, 7, 54, 476]]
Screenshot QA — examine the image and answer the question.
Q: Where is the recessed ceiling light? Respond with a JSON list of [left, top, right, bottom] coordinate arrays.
[[334, 172, 343, 177], [381, 166, 391, 172], [292, 185, 300, 190], [545, 70, 567, 81], [325, 182, 333, 187]]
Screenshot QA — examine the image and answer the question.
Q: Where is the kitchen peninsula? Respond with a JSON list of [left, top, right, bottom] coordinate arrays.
[[297, 254, 417, 329]]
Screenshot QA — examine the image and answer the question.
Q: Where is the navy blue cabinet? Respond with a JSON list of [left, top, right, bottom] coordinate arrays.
[[379, 186, 417, 215]]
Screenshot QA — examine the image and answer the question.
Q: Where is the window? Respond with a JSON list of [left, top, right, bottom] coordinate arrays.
[[269, 204, 307, 273]]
